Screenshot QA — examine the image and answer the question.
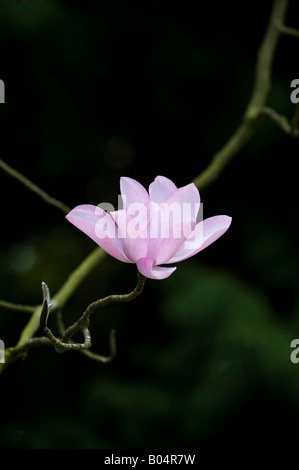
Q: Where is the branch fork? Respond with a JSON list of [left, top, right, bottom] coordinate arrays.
[[39, 273, 146, 359]]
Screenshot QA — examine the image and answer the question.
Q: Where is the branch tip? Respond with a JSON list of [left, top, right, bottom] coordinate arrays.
[[40, 300, 49, 329], [40, 282, 51, 329], [278, 24, 299, 38]]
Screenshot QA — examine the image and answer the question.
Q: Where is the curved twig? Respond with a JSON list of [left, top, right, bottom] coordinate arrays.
[[192, 0, 292, 191], [0, 158, 70, 214]]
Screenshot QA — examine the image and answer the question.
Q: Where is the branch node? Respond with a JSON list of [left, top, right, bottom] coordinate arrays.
[[260, 107, 299, 137], [278, 23, 299, 38]]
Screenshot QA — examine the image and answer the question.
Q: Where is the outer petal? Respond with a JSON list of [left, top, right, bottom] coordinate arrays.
[[113, 209, 148, 263], [136, 258, 176, 280], [148, 176, 177, 204], [163, 183, 200, 223], [155, 219, 196, 265], [145, 202, 195, 262], [66, 204, 130, 263], [165, 215, 232, 263], [120, 177, 150, 210]]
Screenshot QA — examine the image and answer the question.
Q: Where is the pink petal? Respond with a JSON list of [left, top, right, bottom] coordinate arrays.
[[120, 177, 149, 210], [163, 183, 200, 222], [113, 209, 148, 263], [145, 201, 164, 261], [148, 176, 177, 204], [122, 237, 148, 263], [155, 219, 196, 265], [165, 215, 232, 263], [136, 258, 176, 280], [66, 204, 130, 263], [145, 202, 195, 262]]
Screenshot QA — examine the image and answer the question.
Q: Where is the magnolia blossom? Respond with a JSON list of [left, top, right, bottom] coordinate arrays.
[[66, 176, 231, 280]]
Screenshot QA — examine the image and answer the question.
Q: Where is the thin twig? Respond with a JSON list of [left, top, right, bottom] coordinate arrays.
[[192, 0, 291, 191], [43, 325, 92, 352], [81, 329, 117, 364], [55, 308, 66, 337], [260, 107, 299, 136], [278, 24, 299, 38], [40, 273, 145, 357], [0, 300, 36, 314], [16, 247, 106, 348], [0, 158, 71, 214], [63, 272, 146, 343], [39, 282, 92, 352], [0, 337, 52, 375]]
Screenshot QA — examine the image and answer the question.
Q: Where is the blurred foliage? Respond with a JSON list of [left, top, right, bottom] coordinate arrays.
[[0, 0, 299, 450]]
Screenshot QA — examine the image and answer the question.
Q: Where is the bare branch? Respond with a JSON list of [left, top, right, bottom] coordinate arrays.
[[0, 300, 36, 314], [0, 337, 52, 375], [54, 308, 66, 337], [192, 0, 290, 191], [43, 325, 92, 352], [81, 329, 117, 364], [16, 247, 106, 348], [39, 273, 144, 357], [260, 107, 299, 136], [0, 158, 70, 214], [278, 24, 299, 38], [62, 272, 146, 343]]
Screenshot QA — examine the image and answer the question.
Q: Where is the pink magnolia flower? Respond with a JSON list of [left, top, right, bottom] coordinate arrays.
[[66, 176, 231, 280]]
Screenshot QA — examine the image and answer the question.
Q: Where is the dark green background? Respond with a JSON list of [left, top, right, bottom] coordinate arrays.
[[0, 0, 299, 449]]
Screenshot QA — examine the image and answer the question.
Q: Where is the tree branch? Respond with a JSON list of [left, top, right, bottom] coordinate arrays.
[[0, 337, 52, 375], [192, 0, 291, 191], [0, 300, 35, 314], [278, 24, 299, 38], [62, 271, 146, 343], [0, 272, 143, 373], [1, 0, 297, 375], [16, 246, 107, 348], [0, 158, 71, 214], [43, 325, 92, 352], [81, 329, 117, 364], [40, 274, 144, 357], [260, 106, 299, 136]]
